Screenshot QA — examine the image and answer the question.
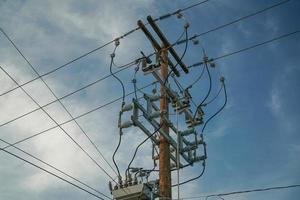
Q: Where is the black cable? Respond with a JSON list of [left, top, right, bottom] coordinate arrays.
[[164, 26, 189, 86], [109, 43, 126, 179], [187, 64, 205, 89], [201, 81, 227, 133], [213, 30, 300, 62], [172, 80, 227, 187], [177, 0, 291, 45], [112, 132, 122, 179], [1, 82, 157, 151], [206, 184, 300, 199], [182, 184, 300, 199], [0, 148, 107, 200], [193, 61, 212, 120], [202, 84, 223, 106], [0, 59, 139, 128], [0, 0, 211, 97], [1, 28, 299, 130], [0, 138, 111, 199], [0, 27, 119, 177], [171, 160, 206, 187], [0, 65, 117, 184], [125, 125, 162, 178]]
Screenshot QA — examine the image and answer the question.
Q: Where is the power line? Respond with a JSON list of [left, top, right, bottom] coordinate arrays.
[[178, 0, 291, 44], [0, 27, 118, 177], [0, 0, 291, 118], [180, 184, 300, 199], [189, 29, 300, 68], [0, 65, 116, 184], [0, 148, 108, 200], [1, 81, 157, 152], [213, 30, 300, 61], [0, 0, 211, 97], [1, 27, 299, 132], [0, 138, 111, 199], [0, 60, 139, 128]]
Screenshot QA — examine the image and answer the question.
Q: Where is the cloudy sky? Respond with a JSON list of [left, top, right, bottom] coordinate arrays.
[[0, 0, 300, 199]]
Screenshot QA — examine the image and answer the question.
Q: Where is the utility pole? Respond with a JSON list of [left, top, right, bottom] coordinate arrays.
[[159, 48, 171, 200]]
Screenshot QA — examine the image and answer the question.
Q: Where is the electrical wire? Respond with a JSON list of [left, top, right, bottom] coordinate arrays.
[[172, 80, 227, 187], [202, 84, 223, 106], [1, 81, 157, 151], [125, 125, 162, 178], [109, 42, 126, 179], [0, 59, 139, 128], [0, 148, 107, 200], [0, 65, 117, 184], [1, 28, 298, 162], [187, 64, 205, 89], [193, 61, 212, 120], [164, 25, 189, 86], [177, 0, 291, 45], [201, 81, 227, 133], [0, 27, 119, 177], [1, 28, 299, 131], [0, 0, 211, 97], [0, 138, 111, 199], [181, 184, 300, 200], [171, 160, 206, 187]]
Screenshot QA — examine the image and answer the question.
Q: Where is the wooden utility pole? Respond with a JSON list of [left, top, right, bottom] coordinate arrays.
[[159, 48, 171, 199]]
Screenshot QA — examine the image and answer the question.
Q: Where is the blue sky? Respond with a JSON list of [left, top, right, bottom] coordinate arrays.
[[0, 0, 299, 199]]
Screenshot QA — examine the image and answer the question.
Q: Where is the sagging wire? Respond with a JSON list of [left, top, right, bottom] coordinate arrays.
[[110, 39, 125, 183], [202, 84, 223, 107], [172, 143, 206, 187], [125, 125, 163, 182], [201, 77, 227, 133], [173, 77, 227, 187], [193, 56, 212, 120], [164, 13, 190, 86]]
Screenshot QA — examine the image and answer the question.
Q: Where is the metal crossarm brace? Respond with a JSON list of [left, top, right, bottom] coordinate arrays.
[[146, 15, 189, 74], [137, 20, 180, 77]]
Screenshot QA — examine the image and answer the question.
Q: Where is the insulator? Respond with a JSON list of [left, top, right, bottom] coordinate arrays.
[[121, 103, 133, 112], [180, 129, 195, 136], [119, 120, 133, 129], [197, 107, 204, 116], [149, 111, 161, 119], [144, 93, 160, 102], [194, 155, 206, 162], [142, 64, 159, 75], [130, 167, 141, 173]]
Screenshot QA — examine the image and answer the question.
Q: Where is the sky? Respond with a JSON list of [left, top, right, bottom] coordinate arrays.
[[0, 0, 300, 200]]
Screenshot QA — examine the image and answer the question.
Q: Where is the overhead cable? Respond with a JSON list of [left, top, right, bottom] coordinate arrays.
[[0, 0, 210, 97], [0, 65, 116, 184], [0, 27, 118, 177], [0, 138, 111, 199], [0, 148, 107, 200]]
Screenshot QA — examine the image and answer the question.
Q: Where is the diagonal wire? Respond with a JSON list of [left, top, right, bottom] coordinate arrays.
[[0, 148, 107, 200], [181, 184, 300, 199], [1, 28, 299, 131], [0, 0, 211, 97], [0, 27, 118, 177], [1, 81, 157, 152], [0, 138, 111, 199], [0, 65, 116, 183], [178, 0, 292, 44], [0, 0, 291, 102]]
